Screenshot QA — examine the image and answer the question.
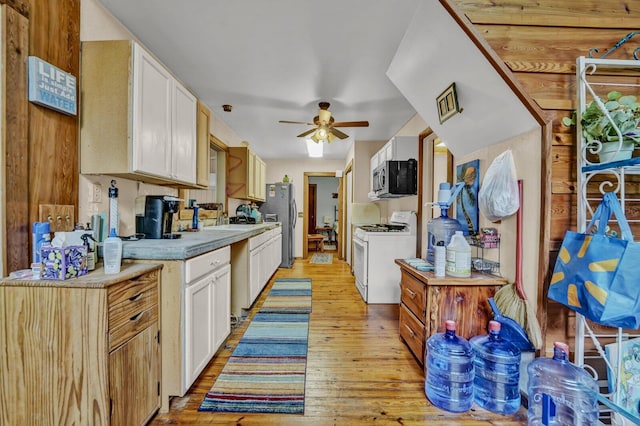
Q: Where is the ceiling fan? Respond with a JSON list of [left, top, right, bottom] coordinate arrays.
[[279, 102, 369, 143]]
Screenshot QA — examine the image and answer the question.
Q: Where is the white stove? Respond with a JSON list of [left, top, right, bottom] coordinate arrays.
[[353, 211, 417, 303]]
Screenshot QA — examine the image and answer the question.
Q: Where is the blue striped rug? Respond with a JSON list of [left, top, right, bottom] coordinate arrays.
[[198, 279, 311, 414]]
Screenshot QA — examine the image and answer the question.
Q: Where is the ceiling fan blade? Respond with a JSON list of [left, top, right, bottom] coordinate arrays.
[[279, 120, 315, 125], [297, 128, 317, 138], [332, 121, 369, 128], [330, 128, 349, 139]]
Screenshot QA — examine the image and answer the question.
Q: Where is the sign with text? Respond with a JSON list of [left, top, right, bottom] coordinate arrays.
[[28, 56, 77, 116]]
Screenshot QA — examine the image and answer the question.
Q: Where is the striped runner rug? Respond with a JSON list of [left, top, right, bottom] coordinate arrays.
[[198, 279, 311, 414], [260, 278, 312, 314]]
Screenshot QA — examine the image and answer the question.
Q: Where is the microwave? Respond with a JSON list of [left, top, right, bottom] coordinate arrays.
[[373, 159, 417, 198]]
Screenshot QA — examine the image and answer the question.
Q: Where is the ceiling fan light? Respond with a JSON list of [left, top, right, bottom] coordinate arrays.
[[316, 126, 328, 139], [306, 138, 323, 157], [318, 109, 331, 124]]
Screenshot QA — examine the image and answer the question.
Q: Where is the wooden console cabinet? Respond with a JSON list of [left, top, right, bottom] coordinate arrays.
[[395, 259, 506, 368], [0, 263, 162, 426]]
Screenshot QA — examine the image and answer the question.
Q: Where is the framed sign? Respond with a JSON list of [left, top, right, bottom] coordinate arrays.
[[28, 56, 77, 116], [436, 82, 460, 124]]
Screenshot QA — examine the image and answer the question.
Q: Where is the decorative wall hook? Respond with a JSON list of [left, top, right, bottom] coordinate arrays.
[[589, 31, 640, 60]]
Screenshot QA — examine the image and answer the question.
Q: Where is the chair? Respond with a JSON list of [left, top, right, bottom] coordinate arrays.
[[308, 234, 324, 252]]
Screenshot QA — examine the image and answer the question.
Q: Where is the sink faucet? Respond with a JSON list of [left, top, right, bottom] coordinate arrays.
[[216, 203, 225, 226]]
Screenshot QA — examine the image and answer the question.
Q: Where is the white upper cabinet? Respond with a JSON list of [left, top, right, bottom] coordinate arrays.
[[81, 40, 198, 187]]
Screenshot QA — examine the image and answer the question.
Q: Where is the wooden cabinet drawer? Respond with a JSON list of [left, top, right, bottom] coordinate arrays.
[[185, 245, 230, 283], [400, 271, 426, 322], [399, 303, 425, 366], [108, 270, 159, 351]]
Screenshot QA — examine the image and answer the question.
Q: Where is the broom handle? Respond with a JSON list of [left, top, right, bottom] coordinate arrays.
[[515, 179, 526, 300]]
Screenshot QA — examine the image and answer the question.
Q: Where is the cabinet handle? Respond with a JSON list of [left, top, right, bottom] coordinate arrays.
[[129, 292, 143, 302], [129, 311, 145, 322], [404, 323, 415, 337], [406, 288, 416, 299]]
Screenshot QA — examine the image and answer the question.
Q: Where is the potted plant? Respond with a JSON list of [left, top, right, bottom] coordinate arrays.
[[563, 90, 640, 162]]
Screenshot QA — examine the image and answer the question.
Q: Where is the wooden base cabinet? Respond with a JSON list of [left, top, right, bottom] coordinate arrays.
[[0, 263, 162, 426], [395, 259, 505, 368]]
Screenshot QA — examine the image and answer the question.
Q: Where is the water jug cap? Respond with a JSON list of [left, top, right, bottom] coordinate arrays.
[[554, 341, 570, 355], [108, 228, 117, 238], [445, 320, 456, 331], [439, 182, 451, 190], [488, 320, 501, 332]]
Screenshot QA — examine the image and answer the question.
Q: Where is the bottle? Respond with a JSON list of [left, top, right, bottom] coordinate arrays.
[[192, 206, 199, 230], [446, 231, 471, 277], [426, 183, 463, 262], [32, 221, 51, 264], [434, 241, 446, 277], [527, 342, 599, 425], [470, 320, 521, 414], [425, 320, 475, 413], [103, 228, 123, 274]]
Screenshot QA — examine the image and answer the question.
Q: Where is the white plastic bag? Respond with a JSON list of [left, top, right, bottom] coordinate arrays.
[[479, 150, 519, 222]]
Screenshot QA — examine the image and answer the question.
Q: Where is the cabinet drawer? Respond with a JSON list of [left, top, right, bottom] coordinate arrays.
[[108, 270, 159, 351], [109, 304, 158, 352], [399, 303, 425, 366], [185, 245, 230, 283], [400, 271, 426, 322]]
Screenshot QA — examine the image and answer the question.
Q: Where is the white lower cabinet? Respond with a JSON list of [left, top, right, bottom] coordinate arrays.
[[231, 227, 283, 317], [182, 246, 231, 394]]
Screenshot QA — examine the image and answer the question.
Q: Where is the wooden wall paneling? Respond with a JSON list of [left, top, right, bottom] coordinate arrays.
[[7, 0, 80, 273], [550, 145, 575, 194], [2, 5, 28, 276], [0, 1, 29, 17], [455, 0, 640, 29]]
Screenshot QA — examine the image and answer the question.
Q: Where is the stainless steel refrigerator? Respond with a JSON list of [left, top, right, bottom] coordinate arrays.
[[259, 182, 296, 267]]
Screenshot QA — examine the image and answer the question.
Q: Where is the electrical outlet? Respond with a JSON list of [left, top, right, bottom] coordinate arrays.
[[91, 183, 102, 203]]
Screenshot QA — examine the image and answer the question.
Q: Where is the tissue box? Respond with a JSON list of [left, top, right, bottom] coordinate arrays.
[[41, 245, 88, 280]]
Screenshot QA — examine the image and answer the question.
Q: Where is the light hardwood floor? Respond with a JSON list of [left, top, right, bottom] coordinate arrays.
[[149, 254, 527, 425]]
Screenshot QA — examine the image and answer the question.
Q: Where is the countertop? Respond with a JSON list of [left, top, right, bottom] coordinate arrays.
[[121, 222, 281, 260], [0, 262, 162, 288], [395, 259, 507, 285]]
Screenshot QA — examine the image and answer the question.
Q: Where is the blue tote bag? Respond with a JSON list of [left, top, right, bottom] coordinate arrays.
[[548, 192, 640, 329]]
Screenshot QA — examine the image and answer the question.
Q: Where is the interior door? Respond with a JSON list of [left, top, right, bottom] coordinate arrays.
[[308, 184, 317, 234], [346, 169, 353, 266]]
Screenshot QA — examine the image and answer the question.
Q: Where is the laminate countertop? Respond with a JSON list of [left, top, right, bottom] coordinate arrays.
[[119, 222, 281, 260]]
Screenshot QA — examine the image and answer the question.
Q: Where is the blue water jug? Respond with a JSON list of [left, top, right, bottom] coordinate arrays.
[[426, 207, 462, 263], [425, 320, 475, 412], [527, 341, 599, 425], [470, 320, 521, 414]]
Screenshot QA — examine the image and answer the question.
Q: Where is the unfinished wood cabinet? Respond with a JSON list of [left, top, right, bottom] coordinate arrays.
[[80, 40, 197, 187], [196, 101, 212, 188], [227, 146, 266, 201], [395, 259, 505, 368], [0, 263, 162, 426]]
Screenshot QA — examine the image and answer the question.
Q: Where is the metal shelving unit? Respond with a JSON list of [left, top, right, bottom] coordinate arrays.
[[574, 55, 640, 425]]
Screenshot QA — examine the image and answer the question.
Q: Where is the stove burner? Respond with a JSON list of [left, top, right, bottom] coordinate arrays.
[[359, 224, 407, 232]]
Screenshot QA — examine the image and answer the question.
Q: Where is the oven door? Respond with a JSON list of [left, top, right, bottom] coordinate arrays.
[[352, 236, 368, 302]]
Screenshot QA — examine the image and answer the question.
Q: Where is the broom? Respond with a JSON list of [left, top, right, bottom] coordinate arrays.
[[493, 180, 543, 349]]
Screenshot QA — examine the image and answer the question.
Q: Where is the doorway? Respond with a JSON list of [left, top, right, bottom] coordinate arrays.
[[303, 172, 342, 259]]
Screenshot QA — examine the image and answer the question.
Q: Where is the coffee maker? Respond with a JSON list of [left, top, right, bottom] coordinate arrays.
[[142, 195, 182, 239]]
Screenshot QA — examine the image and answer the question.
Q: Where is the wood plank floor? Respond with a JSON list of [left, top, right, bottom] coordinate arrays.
[[149, 254, 527, 425]]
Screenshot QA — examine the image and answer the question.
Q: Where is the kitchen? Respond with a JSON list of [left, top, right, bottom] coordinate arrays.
[[1, 0, 639, 424]]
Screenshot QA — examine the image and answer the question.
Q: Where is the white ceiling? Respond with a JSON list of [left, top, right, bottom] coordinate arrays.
[[95, 0, 422, 160]]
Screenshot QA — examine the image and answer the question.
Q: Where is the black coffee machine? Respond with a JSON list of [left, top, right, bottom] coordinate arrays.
[[142, 195, 182, 239]]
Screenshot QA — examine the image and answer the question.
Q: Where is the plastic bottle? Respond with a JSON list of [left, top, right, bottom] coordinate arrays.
[[446, 231, 471, 277], [425, 320, 475, 413], [426, 183, 463, 263], [32, 221, 51, 264], [527, 342, 599, 425], [103, 228, 123, 274], [434, 241, 446, 277], [470, 320, 521, 414], [426, 208, 463, 263]]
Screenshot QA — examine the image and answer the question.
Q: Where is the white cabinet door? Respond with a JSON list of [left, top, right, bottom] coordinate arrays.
[[132, 44, 172, 178], [184, 272, 214, 392], [248, 246, 261, 304], [213, 264, 231, 351], [172, 82, 197, 184]]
